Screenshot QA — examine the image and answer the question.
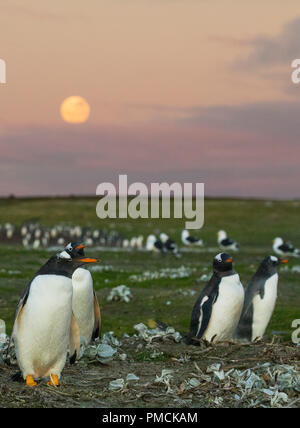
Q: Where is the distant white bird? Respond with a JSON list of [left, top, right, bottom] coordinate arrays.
[[34, 229, 41, 239], [50, 228, 57, 238], [136, 235, 144, 250], [21, 226, 27, 237], [122, 239, 129, 248], [57, 237, 65, 246], [22, 238, 30, 249], [33, 239, 40, 249], [273, 237, 299, 257], [85, 237, 93, 247], [93, 230, 100, 239], [146, 235, 165, 253], [160, 233, 179, 255], [181, 230, 203, 246], [217, 230, 239, 252], [6, 227, 14, 239], [130, 237, 137, 249]]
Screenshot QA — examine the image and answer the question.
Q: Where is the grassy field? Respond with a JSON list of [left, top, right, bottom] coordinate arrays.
[[0, 197, 299, 408], [0, 197, 299, 339]]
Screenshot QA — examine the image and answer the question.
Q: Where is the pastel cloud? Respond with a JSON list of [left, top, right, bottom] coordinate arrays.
[[234, 17, 300, 68], [1, 97, 300, 198]]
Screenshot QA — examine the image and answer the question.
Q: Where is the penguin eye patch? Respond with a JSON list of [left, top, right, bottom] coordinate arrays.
[[215, 253, 223, 262], [58, 251, 71, 260]]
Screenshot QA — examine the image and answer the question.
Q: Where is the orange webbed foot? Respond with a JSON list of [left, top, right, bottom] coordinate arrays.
[[26, 375, 37, 387], [47, 374, 60, 387]]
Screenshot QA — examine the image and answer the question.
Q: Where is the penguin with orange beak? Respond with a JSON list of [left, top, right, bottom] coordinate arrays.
[[186, 253, 244, 344], [235, 256, 288, 342], [11, 249, 98, 387], [64, 243, 101, 346]]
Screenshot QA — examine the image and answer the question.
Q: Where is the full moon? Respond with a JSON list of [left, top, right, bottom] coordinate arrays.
[[60, 96, 90, 123]]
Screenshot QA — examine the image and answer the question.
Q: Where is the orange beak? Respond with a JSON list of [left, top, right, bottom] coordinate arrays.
[[76, 244, 85, 250], [281, 259, 288, 264], [226, 258, 233, 263], [78, 258, 98, 263]]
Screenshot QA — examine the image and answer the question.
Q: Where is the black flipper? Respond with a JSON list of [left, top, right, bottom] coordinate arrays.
[[186, 273, 221, 345]]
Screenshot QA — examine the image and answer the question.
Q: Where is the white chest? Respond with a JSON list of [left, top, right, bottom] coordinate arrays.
[[72, 268, 95, 343], [252, 273, 278, 340], [204, 274, 245, 342], [15, 274, 73, 378]]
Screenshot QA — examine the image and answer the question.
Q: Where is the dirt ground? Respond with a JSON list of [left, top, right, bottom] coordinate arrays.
[[0, 338, 299, 408]]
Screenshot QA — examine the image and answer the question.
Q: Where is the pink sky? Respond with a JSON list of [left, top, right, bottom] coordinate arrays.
[[1, 1, 300, 198]]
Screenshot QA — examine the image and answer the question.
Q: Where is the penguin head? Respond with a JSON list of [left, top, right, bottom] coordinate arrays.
[[213, 252, 233, 272], [56, 249, 98, 269], [64, 242, 85, 258], [260, 255, 288, 275]]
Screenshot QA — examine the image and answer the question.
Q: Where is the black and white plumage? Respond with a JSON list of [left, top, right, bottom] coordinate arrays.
[[235, 256, 288, 342], [181, 230, 203, 246], [146, 234, 166, 253], [11, 249, 98, 387], [64, 242, 101, 345], [186, 253, 244, 344], [273, 237, 299, 258], [160, 233, 180, 256], [217, 230, 239, 252]]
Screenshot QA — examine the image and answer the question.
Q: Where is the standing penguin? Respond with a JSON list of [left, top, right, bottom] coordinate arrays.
[[11, 249, 98, 387], [64, 242, 101, 345], [235, 256, 287, 342], [186, 253, 244, 344]]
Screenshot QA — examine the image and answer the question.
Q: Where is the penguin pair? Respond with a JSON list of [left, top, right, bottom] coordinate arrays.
[[11, 244, 100, 387], [186, 254, 286, 344]]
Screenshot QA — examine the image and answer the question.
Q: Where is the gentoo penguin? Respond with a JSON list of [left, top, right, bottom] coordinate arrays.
[[217, 230, 239, 252], [11, 249, 98, 387], [181, 230, 203, 246], [64, 242, 101, 345], [273, 237, 299, 258], [186, 253, 244, 344], [235, 256, 288, 342], [146, 234, 165, 253]]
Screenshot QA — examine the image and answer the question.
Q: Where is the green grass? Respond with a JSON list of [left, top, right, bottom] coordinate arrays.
[[0, 197, 299, 342]]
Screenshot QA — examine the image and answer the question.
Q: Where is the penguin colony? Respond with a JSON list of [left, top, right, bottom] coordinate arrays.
[[1, 221, 299, 258], [7, 225, 293, 387]]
